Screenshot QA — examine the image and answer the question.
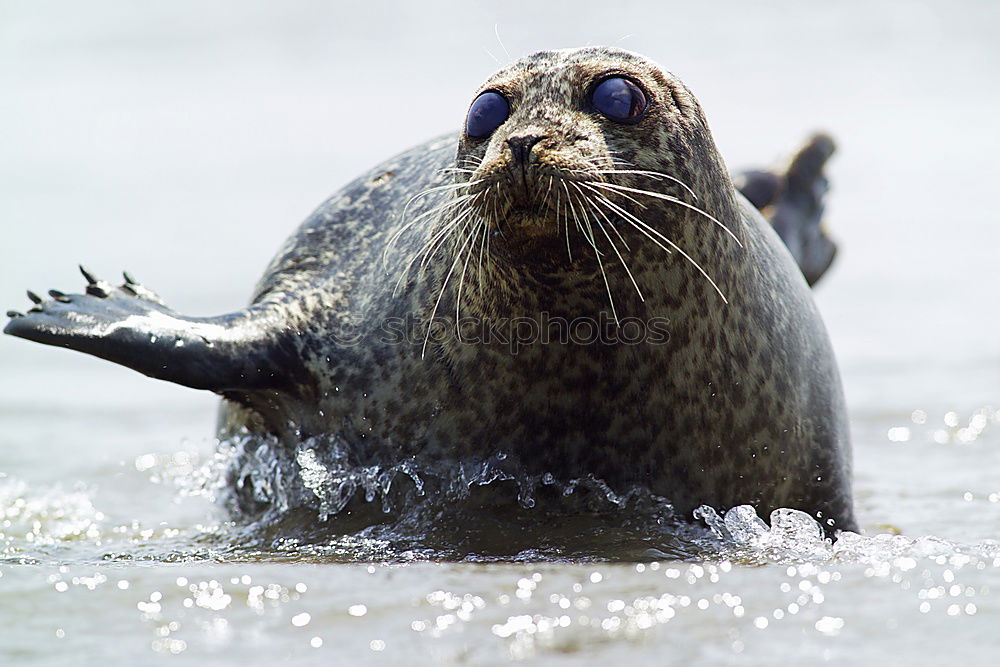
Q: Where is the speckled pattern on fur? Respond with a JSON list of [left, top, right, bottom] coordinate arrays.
[[4, 47, 856, 533]]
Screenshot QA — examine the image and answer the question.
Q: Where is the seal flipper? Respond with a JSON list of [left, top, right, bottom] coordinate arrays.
[[4, 266, 299, 393], [734, 134, 839, 286]]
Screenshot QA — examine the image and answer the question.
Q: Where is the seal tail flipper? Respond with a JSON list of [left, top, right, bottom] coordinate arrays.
[[4, 266, 299, 393], [733, 133, 838, 286]]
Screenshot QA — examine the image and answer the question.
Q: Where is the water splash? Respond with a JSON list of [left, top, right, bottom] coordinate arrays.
[[214, 433, 677, 522], [695, 504, 1000, 565], [160, 433, 697, 560]]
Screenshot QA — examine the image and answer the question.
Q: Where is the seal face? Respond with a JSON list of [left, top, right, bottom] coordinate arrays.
[[4, 47, 856, 535]]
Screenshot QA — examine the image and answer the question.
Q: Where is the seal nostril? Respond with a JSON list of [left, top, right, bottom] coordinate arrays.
[[506, 135, 545, 165]]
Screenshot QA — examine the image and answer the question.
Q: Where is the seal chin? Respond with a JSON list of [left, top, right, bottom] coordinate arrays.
[[487, 196, 565, 243], [506, 205, 559, 235], [487, 209, 600, 275]]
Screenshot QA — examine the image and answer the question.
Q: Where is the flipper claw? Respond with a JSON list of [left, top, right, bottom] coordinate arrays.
[[48, 289, 71, 303], [6, 310, 24, 318], [80, 265, 98, 285], [26, 290, 42, 304], [123, 271, 137, 285]]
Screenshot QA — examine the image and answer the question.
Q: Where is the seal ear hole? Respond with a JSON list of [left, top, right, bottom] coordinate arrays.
[[590, 76, 649, 123], [466, 90, 511, 139]]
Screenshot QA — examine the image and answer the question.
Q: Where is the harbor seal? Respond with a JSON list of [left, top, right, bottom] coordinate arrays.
[[4, 47, 856, 537]]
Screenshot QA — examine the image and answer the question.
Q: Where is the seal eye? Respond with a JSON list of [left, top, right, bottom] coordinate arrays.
[[592, 77, 647, 122], [466, 91, 510, 138]]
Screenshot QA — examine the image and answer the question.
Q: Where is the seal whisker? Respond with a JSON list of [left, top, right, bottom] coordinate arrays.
[[555, 185, 573, 262], [422, 217, 478, 358], [594, 215, 644, 304], [385, 192, 473, 269], [566, 183, 619, 323], [582, 208, 621, 324], [572, 182, 644, 302], [457, 156, 485, 170], [577, 183, 632, 253], [493, 23, 512, 63], [562, 181, 587, 237], [475, 193, 492, 299], [417, 199, 480, 271], [492, 187, 515, 237], [454, 212, 482, 339], [577, 154, 621, 169], [581, 184, 674, 256], [543, 174, 555, 207], [407, 179, 482, 202], [569, 186, 599, 252], [591, 182, 743, 247], [489, 182, 501, 234], [585, 179, 650, 211], [581, 168, 699, 201], [391, 195, 480, 297], [582, 184, 729, 303], [420, 189, 492, 270], [385, 191, 479, 270], [485, 194, 496, 268]]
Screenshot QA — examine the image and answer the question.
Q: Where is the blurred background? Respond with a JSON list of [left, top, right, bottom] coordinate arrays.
[[0, 0, 998, 533]]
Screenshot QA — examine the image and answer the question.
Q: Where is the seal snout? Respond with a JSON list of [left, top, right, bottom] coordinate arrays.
[[505, 133, 548, 206], [506, 134, 545, 165]]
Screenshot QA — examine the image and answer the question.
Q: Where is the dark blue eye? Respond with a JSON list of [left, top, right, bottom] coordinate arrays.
[[466, 91, 510, 138], [592, 77, 648, 122]]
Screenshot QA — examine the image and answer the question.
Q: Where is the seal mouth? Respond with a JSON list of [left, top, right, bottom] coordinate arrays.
[[468, 167, 609, 236]]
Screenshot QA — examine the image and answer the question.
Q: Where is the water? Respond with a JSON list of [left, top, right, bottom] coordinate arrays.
[[2, 0, 999, 663]]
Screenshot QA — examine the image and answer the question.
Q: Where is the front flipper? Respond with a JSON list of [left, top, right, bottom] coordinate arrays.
[[5, 266, 298, 393]]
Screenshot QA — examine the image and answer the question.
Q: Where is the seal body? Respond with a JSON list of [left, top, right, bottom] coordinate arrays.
[[4, 47, 856, 533]]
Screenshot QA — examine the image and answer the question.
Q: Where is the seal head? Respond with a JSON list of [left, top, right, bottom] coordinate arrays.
[[414, 47, 747, 329]]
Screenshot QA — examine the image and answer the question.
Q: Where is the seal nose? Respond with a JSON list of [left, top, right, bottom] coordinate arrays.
[[506, 134, 545, 165]]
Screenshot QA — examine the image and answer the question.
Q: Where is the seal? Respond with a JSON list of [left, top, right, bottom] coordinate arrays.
[[4, 47, 856, 535]]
